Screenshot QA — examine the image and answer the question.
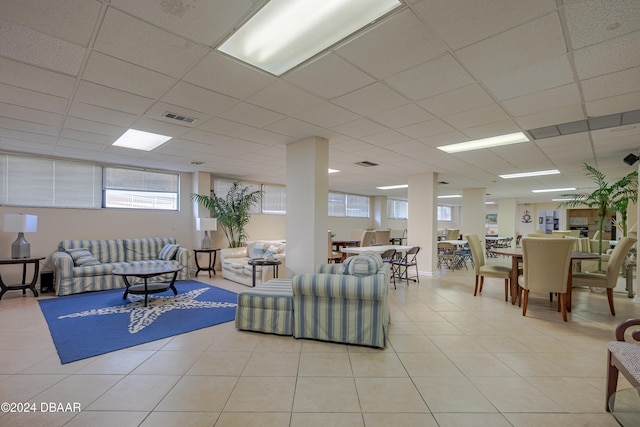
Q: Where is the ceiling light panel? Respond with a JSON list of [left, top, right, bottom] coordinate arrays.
[[531, 187, 576, 193], [499, 169, 560, 179], [437, 132, 529, 153], [112, 129, 172, 151], [217, 0, 402, 76]]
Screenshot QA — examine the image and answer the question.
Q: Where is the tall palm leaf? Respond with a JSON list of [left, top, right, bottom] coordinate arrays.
[[191, 182, 262, 248]]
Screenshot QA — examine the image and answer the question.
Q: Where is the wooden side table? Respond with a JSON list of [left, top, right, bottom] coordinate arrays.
[[0, 256, 46, 299], [193, 248, 219, 278]]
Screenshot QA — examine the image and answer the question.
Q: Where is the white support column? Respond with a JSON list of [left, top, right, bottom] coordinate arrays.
[[462, 188, 486, 240], [372, 195, 387, 230], [286, 137, 329, 277], [408, 173, 437, 275], [498, 197, 517, 240]]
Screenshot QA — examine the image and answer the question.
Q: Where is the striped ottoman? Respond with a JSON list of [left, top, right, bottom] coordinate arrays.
[[235, 278, 294, 336]]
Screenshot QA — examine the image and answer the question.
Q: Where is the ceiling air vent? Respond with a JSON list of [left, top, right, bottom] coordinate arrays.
[[163, 112, 198, 124], [354, 161, 378, 167], [438, 181, 449, 185]]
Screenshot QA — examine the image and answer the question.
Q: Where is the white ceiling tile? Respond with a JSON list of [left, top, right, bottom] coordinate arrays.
[[360, 130, 412, 146], [483, 56, 575, 100], [218, 102, 285, 128], [502, 84, 581, 117], [415, 0, 557, 50], [67, 102, 138, 127], [0, 102, 62, 127], [59, 128, 114, 145], [574, 31, 640, 80], [456, 13, 565, 80], [0, 128, 57, 144], [294, 103, 360, 128], [265, 118, 323, 139], [369, 104, 434, 128], [0, 17, 85, 75], [83, 52, 176, 99], [129, 117, 192, 138], [397, 119, 456, 139], [242, 129, 291, 145], [332, 83, 408, 115], [197, 117, 256, 138], [63, 117, 125, 137], [0, 82, 67, 114], [0, 0, 101, 45], [386, 54, 474, 101], [417, 84, 495, 117], [0, 57, 75, 98], [444, 104, 511, 129], [581, 67, 640, 102], [564, 0, 640, 50], [461, 119, 522, 140], [585, 90, 640, 117], [285, 53, 375, 99], [331, 118, 387, 139], [161, 82, 237, 116], [246, 81, 324, 116], [181, 129, 233, 145], [109, 0, 252, 46], [184, 52, 275, 100], [0, 116, 58, 136], [75, 81, 154, 115], [0, 138, 54, 155], [513, 104, 586, 130], [94, 8, 208, 77], [336, 9, 447, 78]]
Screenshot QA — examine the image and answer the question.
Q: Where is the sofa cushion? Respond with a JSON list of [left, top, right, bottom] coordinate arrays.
[[66, 248, 100, 266], [263, 244, 281, 258], [343, 252, 383, 277], [59, 239, 125, 264], [250, 242, 269, 259], [158, 243, 180, 260]]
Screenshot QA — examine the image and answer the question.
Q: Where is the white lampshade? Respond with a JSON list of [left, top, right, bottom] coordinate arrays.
[[196, 218, 217, 231], [4, 214, 37, 233]]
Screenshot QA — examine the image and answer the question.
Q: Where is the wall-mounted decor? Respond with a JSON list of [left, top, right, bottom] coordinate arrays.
[[485, 213, 497, 225], [522, 210, 532, 223]]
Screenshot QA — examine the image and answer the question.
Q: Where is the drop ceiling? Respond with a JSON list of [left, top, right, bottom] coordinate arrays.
[[0, 0, 639, 204]]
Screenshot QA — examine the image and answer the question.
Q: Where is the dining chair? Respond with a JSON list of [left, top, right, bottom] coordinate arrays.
[[391, 246, 420, 286], [465, 234, 512, 301], [374, 229, 391, 245], [437, 242, 457, 270], [572, 236, 637, 315], [380, 248, 397, 287], [359, 230, 375, 247], [328, 230, 342, 263], [519, 237, 575, 322], [606, 318, 640, 412], [445, 228, 460, 240]]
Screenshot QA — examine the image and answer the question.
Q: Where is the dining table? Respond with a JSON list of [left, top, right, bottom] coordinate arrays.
[[341, 245, 412, 256], [489, 247, 600, 310]]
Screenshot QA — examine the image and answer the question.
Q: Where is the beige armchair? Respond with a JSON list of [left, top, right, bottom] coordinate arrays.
[[519, 237, 574, 322], [465, 234, 511, 301], [572, 236, 637, 315]]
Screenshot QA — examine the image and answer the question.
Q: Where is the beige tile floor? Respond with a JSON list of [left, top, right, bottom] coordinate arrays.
[[0, 260, 636, 427]]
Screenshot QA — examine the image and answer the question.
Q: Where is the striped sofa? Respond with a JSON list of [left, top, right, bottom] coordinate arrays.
[[51, 237, 190, 296], [292, 253, 390, 348]]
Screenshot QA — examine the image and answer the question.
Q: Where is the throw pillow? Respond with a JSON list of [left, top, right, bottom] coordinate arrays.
[[263, 244, 281, 258], [66, 248, 100, 267], [158, 243, 180, 260], [345, 251, 383, 277], [250, 242, 268, 259]]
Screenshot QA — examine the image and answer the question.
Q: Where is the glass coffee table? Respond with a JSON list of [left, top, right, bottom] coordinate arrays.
[[609, 387, 640, 426], [112, 263, 183, 306], [247, 258, 281, 287]]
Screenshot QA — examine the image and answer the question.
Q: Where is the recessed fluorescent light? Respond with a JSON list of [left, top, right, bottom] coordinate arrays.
[[112, 129, 172, 151], [485, 201, 496, 204], [376, 184, 408, 190], [437, 132, 529, 153], [531, 187, 576, 193], [328, 168, 340, 174], [499, 169, 560, 179], [438, 194, 462, 199], [217, 0, 401, 75], [552, 197, 584, 202]]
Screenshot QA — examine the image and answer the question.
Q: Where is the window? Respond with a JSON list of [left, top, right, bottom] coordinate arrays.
[[103, 167, 179, 210], [0, 154, 101, 208], [387, 198, 408, 219], [329, 192, 370, 217], [437, 205, 452, 221], [262, 184, 286, 214]]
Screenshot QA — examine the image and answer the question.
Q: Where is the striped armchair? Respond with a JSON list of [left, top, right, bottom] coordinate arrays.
[[292, 253, 390, 348]]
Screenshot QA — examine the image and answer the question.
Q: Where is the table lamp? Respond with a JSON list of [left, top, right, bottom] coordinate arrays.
[[196, 218, 217, 249], [4, 213, 37, 259]]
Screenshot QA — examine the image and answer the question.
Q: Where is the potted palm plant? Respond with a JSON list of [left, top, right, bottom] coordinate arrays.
[[191, 181, 262, 248], [557, 163, 637, 271]]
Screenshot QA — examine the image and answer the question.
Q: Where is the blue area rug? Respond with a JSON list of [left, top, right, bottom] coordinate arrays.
[[38, 281, 237, 364]]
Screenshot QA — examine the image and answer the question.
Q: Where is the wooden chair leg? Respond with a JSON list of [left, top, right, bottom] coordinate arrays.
[[504, 278, 508, 302], [479, 276, 484, 293], [607, 288, 616, 315], [560, 293, 567, 322], [474, 275, 479, 296], [522, 290, 529, 316]]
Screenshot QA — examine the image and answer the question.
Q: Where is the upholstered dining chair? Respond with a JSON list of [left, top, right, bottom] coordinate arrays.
[[572, 236, 637, 315], [374, 229, 391, 245], [465, 234, 512, 301], [519, 237, 575, 322], [445, 228, 460, 240], [360, 230, 375, 247], [328, 230, 342, 263]]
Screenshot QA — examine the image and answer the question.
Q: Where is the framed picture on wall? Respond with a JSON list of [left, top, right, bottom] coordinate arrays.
[[485, 214, 497, 225]]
